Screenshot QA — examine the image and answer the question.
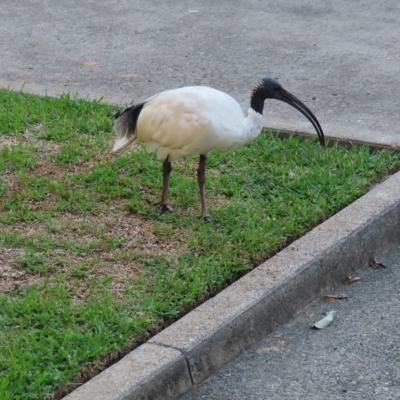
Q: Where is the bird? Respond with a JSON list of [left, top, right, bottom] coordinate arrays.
[[112, 77, 325, 219]]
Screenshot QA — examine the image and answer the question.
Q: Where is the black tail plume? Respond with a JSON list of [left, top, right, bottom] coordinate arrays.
[[112, 102, 146, 152], [114, 102, 145, 134]]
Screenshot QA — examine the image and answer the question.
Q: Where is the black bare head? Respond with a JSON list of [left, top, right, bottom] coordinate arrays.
[[250, 77, 325, 146]]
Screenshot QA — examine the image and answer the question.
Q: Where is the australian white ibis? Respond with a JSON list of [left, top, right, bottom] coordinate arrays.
[[112, 78, 324, 219]]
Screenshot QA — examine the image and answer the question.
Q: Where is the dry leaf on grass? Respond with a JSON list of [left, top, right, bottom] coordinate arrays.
[[344, 276, 361, 284], [369, 258, 386, 269], [323, 294, 349, 303], [312, 310, 337, 329]]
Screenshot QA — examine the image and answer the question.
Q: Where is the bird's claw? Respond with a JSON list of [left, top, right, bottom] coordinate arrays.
[[199, 214, 212, 222], [157, 203, 174, 216]]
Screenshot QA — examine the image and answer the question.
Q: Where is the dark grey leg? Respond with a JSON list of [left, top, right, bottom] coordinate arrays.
[[158, 156, 174, 215], [197, 155, 210, 220]]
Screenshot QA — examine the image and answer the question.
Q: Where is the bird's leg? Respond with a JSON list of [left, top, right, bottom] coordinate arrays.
[[197, 155, 210, 220], [158, 156, 174, 216]]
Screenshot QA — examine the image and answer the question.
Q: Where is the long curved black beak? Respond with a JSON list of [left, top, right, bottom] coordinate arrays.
[[281, 90, 325, 146]]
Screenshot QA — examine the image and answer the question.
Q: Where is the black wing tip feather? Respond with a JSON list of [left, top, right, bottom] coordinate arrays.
[[113, 103, 145, 120], [113, 102, 146, 139]]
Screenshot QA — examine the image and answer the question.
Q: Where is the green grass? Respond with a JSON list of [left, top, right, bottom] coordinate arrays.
[[1, 88, 399, 399]]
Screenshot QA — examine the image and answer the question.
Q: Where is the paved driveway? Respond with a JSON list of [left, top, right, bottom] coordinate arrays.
[[1, 0, 399, 146]]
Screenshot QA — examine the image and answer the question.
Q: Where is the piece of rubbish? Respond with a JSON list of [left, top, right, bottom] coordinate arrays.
[[312, 310, 337, 329], [323, 294, 349, 303], [369, 258, 386, 269], [344, 276, 361, 284]]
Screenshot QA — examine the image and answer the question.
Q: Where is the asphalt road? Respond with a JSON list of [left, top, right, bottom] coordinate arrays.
[[183, 244, 400, 400], [1, 0, 400, 146]]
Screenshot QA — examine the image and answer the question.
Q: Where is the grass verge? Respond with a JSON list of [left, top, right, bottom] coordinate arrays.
[[1, 88, 399, 399]]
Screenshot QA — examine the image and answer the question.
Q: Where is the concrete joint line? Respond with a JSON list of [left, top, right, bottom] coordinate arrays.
[[150, 341, 195, 386], [64, 170, 400, 400]]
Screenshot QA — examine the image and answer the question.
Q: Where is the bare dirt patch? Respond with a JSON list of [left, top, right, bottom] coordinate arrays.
[[30, 161, 94, 178], [1, 133, 190, 296], [0, 211, 188, 297], [0, 248, 44, 293], [0, 130, 62, 155], [0, 172, 25, 195]]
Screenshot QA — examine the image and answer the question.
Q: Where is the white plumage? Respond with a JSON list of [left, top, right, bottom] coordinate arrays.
[[113, 86, 263, 160], [112, 78, 324, 219]]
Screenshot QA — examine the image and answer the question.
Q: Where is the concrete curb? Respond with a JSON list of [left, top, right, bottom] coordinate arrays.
[[64, 169, 400, 400], [63, 344, 191, 400], [274, 129, 400, 152]]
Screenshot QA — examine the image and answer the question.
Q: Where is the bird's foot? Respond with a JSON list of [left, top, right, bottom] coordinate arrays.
[[198, 214, 212, 222], [157, 203, 174, 216]]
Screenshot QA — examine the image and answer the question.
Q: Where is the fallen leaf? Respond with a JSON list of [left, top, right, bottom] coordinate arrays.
[[312, 310, 337, 329], [83, 61, 100, 67], [369, 258, 386, 269], [344, 276, 361, 284], [323, 294, 349, 302], [120, 73, 139, 78]]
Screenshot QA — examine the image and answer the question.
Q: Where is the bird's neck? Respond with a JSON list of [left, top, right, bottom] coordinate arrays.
[[245, 86, 265, 143], [242, 108, 264, 144], [250, 94, 264, 115]]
